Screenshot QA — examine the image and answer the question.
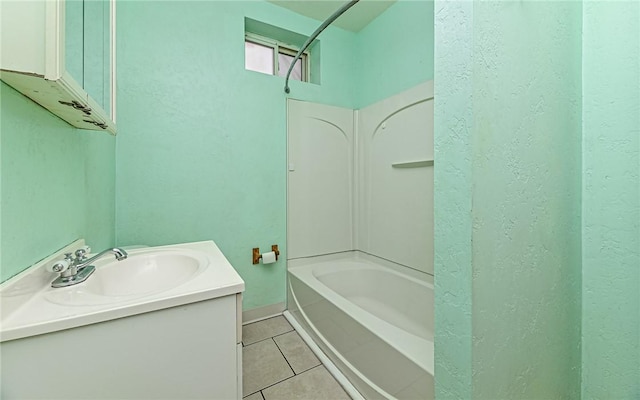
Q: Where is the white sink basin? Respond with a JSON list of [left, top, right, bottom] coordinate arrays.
[[44, 249, 208, 306], [85, 250, 206, 296]]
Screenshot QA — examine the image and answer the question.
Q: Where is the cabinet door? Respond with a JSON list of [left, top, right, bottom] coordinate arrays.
[[65, 0, 84, 83], [65, 0, 112, 119], [84, 0, 111, 117]]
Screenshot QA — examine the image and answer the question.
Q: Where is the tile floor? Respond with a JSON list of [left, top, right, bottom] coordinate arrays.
[[242, 315, 351, 400]]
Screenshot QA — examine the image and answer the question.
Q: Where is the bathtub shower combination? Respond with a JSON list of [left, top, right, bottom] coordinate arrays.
[[286, 81, 434, 399]]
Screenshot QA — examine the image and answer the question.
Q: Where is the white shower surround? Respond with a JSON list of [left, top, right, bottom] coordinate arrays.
[[287, 81, 434, 275], [287, 81, 434, 399]]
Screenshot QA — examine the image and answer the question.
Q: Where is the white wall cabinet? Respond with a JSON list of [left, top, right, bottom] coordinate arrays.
[[0, 0, 116, 135]]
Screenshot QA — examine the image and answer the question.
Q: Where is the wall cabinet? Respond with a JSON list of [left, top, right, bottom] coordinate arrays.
[[0, 0, 116, 135]]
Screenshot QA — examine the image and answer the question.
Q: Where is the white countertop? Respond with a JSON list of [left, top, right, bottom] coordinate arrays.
[[0, 240, 244, 342]]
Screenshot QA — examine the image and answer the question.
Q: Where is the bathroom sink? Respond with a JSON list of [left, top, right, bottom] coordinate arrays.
[[1, 240, 244, 343], [85, 250, 206, 296], [45, 249, 209, 306]]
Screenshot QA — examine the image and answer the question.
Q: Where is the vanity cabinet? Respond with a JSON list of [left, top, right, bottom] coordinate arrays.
[[1, 294, 244, 399], [0, 0, 116, 134]]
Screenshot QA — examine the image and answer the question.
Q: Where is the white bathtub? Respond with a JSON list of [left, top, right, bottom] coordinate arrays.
[[287, 252, 434, 399]]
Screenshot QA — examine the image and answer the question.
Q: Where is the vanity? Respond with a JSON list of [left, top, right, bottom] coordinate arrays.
[[0, 240, 245, 399]]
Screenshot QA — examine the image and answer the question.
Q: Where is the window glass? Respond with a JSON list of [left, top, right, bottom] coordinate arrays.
[[245, 36, 308, 82], [277, 53, 303, 81], [245, 41, 274, 75]]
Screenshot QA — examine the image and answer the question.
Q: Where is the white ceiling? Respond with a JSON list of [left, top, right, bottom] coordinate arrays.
[[268, 0, 397, 32]]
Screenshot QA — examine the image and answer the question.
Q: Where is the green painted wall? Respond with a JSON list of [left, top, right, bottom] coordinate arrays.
[[434, 1, 582, 398], [433, 0, 473, 397], [582, 2, 640, 398], [355, 0, 434, 108], [115, 1, 356, 310], [471, 2, 582, 398], [0, 83, 116, 282]]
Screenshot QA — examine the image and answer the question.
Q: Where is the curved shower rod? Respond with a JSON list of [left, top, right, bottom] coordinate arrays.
[[284, 0, 360, 94]]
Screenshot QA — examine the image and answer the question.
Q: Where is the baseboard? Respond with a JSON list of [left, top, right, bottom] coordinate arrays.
[[242, 302, 286, 325]]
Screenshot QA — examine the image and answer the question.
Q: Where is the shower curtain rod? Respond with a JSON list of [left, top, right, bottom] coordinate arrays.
[[284, 0, 360, 94]]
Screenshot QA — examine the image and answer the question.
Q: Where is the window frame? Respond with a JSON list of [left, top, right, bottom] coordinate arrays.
[[245, 33, 309, 82]]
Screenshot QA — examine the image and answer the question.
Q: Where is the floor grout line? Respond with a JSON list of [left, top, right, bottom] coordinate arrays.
[[243, 336, 274, 347], [292, 362, 322, 376], [243, 320, 345, 399], [242, 329, 290, 347], [244, 336, 296, 396], [272, 330, 321, 376], [241, 316, 294, 347], [243, 389, 260, 398], [243, 315, 293, 330], [272, 337, 297, 376], [243, 325, 294, 346], [242, 336, 293, 398], [271, 328, 295, 341], [254, 365, 325, 395], [251, 372, 296, 394]]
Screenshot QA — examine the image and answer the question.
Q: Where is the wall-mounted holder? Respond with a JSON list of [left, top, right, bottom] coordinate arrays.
[[252, 245, 280, 265]]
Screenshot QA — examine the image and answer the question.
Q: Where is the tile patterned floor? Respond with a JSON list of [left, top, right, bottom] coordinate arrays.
[[242, 315, 351, 400]]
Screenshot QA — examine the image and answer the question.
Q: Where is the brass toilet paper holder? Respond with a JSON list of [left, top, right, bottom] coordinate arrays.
[[252, 244, 280, 265]]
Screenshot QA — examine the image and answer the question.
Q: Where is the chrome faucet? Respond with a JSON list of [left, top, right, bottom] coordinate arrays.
[[50, 247, 128, 288], [75, 247, 128, 268]]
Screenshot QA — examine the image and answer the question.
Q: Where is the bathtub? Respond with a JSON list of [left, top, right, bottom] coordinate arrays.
[[287, 252, 434, 399]]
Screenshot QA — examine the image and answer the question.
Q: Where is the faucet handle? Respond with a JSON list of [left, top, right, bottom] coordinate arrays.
[[74, 246, 91, 261], [47, 259, 69, 273]]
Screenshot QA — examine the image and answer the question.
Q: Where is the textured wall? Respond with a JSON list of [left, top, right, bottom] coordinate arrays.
[[433, 0, 473, 397], [471, 2, 582, 398], [0, 83, 116, 281], [582, 2, 640, 398], [116, 1, 356, 310], [434, 1, 583, 398], [355, 0, 434, 108]]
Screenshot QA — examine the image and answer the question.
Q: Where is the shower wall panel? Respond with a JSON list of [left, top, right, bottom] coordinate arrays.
[[357, 82, 434, 275], [286, 100, 355, 259]]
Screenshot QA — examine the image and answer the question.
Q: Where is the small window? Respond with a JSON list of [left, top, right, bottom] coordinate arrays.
[[245, 41, 274, 75], [245, 34, 308, 82]]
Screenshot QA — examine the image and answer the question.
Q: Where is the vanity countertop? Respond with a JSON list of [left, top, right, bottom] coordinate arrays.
[[0, 240, 244, 342]]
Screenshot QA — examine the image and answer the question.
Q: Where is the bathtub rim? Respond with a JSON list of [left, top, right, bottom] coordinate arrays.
[[307, 261, 433, 342], [288, 250, 433, 285], [287, 252, 434, 377]]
